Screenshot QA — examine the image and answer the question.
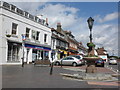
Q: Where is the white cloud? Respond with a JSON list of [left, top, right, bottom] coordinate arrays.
[[36, 4, 79, 28], [98, 12, 118, 23], [10, 2, 46, 15], [9, 2, 118, 56]]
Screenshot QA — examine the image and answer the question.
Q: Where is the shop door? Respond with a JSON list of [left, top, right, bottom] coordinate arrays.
[[32, 49, 37, 62]]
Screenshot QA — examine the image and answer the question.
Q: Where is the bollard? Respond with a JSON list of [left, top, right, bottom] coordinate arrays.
[[50, 62, 54, 75]]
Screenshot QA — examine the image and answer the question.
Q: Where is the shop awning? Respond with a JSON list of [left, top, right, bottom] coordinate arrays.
[[59, 50, 67, 54], [25, 44, 51, 51]]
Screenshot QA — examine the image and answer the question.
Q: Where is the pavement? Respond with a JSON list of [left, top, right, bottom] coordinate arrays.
[[1, 64, 120, 89]]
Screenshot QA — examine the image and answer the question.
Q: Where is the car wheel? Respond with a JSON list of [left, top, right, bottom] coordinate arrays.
[[55, 62, 60, 66], [72, 62, 77, 67], [95, 64, 97, 67]]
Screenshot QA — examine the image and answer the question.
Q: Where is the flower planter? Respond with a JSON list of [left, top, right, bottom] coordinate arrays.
[[83, 57, 101, 73], [6, 34, 11, 37]]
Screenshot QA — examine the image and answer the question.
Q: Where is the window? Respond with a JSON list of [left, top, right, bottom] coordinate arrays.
[[26, 28, 30, 38], [16, 8, 24, 15], [32, 30, 36, 40], [32, 30, 40, 41], [36, 31, 40, 40], [29, 14, 34, 20], [44, 34, 47, 43], [11, 4, 16, 12], [24, 11, 29, 17], [12, 23, 18, 35], [63, 57, 74, 60], [3, 2, 10, 9]]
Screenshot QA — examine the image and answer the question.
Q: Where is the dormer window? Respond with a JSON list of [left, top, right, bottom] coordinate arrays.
[[11, 4, 16, 11], [3, 2, 10, 9], [24, 11, 29, 18]]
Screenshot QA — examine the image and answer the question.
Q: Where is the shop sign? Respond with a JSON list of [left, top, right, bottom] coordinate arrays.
[[25, 44, 51, 51]]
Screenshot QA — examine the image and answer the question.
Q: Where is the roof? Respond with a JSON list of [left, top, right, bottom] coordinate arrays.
[[96, 47, 107, 55], [52, 33, 68, 43]]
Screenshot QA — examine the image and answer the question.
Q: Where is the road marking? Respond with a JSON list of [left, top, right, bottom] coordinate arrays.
[[87, 81, 120, 86], [105, 65, 119, 74]]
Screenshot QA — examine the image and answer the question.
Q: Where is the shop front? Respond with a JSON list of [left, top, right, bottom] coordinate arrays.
[[24, 44, 51, 63]]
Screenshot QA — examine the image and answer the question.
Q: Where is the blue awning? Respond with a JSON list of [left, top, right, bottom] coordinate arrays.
[[25, 44, 51, 51]]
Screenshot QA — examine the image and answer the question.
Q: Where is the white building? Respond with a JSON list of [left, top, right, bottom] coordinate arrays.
[[0, 1, 51, 65]]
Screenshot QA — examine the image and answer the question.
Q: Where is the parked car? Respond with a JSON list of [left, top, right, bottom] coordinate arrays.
[[95, 59, 105, 67], [69, 55, 86, 65], [54, 56, 83, 67], [108, 58, 117, 65]]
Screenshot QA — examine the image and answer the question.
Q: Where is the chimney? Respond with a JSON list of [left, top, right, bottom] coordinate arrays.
[[46, 18, 48, 26], [57, 22, 61, 32]]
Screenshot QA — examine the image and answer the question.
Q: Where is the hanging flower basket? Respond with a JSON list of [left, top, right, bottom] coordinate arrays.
[[87, 42, 95, 47], [6, 34, 11, 37]]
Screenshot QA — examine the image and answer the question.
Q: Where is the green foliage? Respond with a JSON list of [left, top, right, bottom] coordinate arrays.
[[109, 56, 119, 59], [84, 55, 98, 57], [6, 34, 11, 37], [87, 42, 95, 47]]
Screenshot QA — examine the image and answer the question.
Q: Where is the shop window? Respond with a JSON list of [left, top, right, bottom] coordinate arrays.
[[7, 43, 20, 62], [11, 23, 18, 35]]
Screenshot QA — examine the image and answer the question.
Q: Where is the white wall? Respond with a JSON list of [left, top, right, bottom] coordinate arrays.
[[0, 3, 51, 64], [99, 55, 108, 62]]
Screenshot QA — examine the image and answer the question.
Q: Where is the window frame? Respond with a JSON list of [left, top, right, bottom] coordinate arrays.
[[44, 34, 47, 43], [11, 23, 18, 35], [26, 28, 30, 38]]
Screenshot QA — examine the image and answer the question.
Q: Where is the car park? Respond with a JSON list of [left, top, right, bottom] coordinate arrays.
[[54, 56, 83, 67], [108, 58, 117, 65], [95, 59, 104, 67]]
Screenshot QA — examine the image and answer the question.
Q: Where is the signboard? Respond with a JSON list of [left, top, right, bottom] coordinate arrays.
[[25, 44, 51, 51], [22, 34, 26, 41]]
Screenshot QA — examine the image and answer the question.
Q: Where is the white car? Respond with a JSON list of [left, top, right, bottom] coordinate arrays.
[[54, 56, 83, 67], [109, 58, 117, 65]]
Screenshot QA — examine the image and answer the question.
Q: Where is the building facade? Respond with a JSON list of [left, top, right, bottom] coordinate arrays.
[[64, 31, 79, 56], [77, 42, 87, 56], [0, 1, 51, 65], [51, 23, 69, 60], [96, 47, 108, 62]]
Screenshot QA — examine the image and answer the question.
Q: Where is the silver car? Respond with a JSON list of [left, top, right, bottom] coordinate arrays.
[[54, 56, 83, 67], [109, 58, 117, 65], [69, 55, 86, 65]]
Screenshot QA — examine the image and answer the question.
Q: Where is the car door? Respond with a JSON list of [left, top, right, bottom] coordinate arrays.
[[62, 57, 74, 65]]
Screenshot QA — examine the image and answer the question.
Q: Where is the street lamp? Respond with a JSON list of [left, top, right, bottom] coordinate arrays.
[[87, 17, 94, 43]]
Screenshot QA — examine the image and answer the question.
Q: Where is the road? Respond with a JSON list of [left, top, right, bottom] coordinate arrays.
[[1, 64, 119, 89], [105, 61, 120, 74]]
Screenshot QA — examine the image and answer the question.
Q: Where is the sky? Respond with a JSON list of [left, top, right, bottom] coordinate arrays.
[[7, 0, 119, 56]]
